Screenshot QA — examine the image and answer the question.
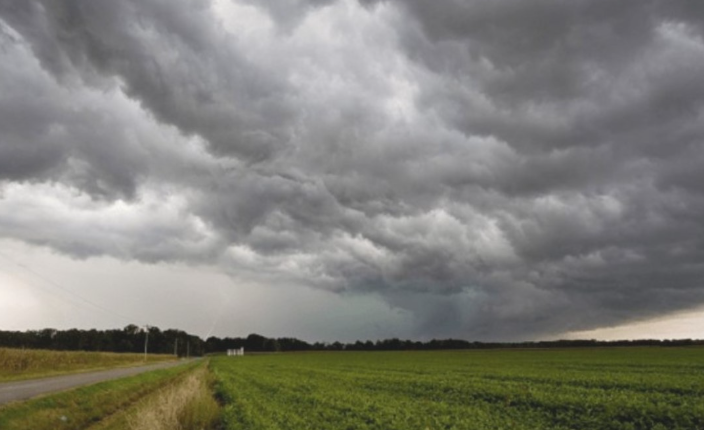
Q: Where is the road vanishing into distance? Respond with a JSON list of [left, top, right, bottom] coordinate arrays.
[[0, 359, 193, 406]]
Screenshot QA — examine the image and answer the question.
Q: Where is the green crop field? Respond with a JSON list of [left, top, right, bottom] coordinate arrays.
[[211, 348, 704, 430]]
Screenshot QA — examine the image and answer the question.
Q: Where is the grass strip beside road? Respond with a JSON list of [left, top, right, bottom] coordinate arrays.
[[0, 348, 175, 382], [0, 360, 200, 430], [90, 363, 220, 430]]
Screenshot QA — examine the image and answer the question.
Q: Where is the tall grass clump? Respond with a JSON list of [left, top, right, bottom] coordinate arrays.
[[127, 366, 220, 430], [0, 347, 174, 381]]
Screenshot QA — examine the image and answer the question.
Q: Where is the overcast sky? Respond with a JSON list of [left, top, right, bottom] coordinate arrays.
[[1, 0, 704, 342]]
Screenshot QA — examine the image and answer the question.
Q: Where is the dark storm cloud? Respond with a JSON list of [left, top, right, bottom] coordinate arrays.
[[393, 0, 704, 154], [1, 0, 704, 340], [0, 0, 297, 163]]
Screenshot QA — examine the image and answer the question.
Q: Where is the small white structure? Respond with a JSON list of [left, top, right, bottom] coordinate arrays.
[[227, 347, 245, 356]]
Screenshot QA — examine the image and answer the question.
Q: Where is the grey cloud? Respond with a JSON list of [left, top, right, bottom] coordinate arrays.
[[238, 0, 336, 31], [395, 0, 704, 157], [2, 0, 704, 341], [0, 27, 141, 199], [1, 0, 296, 162]]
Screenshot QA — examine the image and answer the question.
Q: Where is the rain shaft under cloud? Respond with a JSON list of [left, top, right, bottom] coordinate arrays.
[[1, 0, 704, 340]]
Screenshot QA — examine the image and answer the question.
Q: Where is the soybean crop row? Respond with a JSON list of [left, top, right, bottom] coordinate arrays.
[[211, 348, 704, 430]]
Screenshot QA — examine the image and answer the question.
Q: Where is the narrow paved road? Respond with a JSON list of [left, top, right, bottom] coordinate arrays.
[[0, 359, 193, 406]]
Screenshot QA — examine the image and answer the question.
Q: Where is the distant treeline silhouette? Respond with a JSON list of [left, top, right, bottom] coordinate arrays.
[[206, 334, 704, 352], [0, 325, 205, 357], [2, 326, 703, 355]]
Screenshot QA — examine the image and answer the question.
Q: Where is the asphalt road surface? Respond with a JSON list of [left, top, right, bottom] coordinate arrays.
[[0, 359, 192, 406]]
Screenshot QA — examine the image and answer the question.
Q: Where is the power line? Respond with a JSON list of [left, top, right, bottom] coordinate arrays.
[[0, 251, 146, 326]]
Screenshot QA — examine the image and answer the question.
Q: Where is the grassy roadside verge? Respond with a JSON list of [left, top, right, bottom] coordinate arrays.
[[0, 347, 175, 382], [0, 360, 200, 430], [91, 363, 221, 430]]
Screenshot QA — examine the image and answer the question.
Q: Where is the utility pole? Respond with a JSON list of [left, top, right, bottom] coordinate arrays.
[[143, 325, 150, 361], [174, 338, 178, 357], [187, 340, 190, 359]]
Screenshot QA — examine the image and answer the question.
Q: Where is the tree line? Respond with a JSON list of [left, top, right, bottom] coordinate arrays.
[[3, 325, 702, 356], [207, 334, 704, 353], [0, 325, 205, 357]]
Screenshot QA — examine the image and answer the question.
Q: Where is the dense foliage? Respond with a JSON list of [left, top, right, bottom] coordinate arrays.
[[211, 348, 704, 430], [2, 326, 703, 356], [0, 326, 204, 357], [206, 335, 704, 352]]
